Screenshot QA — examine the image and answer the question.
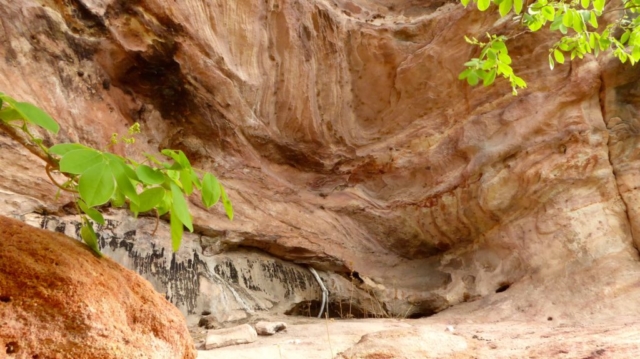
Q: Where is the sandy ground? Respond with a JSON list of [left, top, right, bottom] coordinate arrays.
[[196, 315, 640, 359]]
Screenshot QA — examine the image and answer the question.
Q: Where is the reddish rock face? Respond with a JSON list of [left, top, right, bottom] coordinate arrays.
[[0, 216, 196, 359], [1, 0, 640, 321]]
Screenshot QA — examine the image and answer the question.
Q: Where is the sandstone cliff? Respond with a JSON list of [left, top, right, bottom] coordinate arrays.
[[1, 0, 640, 324]]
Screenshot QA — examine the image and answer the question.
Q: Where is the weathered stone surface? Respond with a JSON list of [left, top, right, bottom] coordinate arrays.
[[21, 212, 382, 327], [2, 0, 640, 327], [204, 324, 257, 350], [199, 317, 640, 359], [255, 321, 287, 336], [0, 215, 195, 359]]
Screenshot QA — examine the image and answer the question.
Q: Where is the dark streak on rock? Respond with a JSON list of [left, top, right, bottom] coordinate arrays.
[[35, 215, 321, 315]]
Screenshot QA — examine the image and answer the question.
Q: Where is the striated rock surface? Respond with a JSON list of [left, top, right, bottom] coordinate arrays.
[[0, 215, 195, 359], [1, 0, 640, 325], [20, 212, 383, 327]]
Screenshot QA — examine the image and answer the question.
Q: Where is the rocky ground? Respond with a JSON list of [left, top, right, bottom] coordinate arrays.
[[196, 315, 640, 359]]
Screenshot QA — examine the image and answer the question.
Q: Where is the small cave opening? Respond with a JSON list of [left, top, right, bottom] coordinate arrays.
[[349, 271, 363, 284], [495, 282, 511, 293], [285, 300, 380, 319], [285, 299, 439, 320], [405, 309, 436, 319]]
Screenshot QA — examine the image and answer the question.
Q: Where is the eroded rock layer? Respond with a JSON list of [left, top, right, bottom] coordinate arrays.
[[1, 0, 640, 321]]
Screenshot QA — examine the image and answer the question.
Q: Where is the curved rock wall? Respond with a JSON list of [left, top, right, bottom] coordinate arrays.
[[1, 0, 640, 321]]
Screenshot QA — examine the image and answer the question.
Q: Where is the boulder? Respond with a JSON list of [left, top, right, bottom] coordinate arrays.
[[0, 216, 195, 359], [255, 321, 287, 336], [204, 324, 258, 350]]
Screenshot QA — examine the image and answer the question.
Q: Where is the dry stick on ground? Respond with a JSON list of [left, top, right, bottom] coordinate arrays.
[[324, 312, 334, 359]]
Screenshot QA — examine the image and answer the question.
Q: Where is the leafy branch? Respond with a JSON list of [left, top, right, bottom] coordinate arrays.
[[459, 0, 640, 93], [0, 92, 233, 255]]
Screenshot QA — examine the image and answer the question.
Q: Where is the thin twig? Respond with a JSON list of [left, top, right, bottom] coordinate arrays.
[[45, 164, 78, 193], [0, 121, 55, 167], [152, 208, 160, 235]]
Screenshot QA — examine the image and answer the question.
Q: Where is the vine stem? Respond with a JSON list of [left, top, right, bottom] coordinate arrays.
[[152, 208, 160, 235], [0, 121, 56, 168], [45, 164, 78, 193]]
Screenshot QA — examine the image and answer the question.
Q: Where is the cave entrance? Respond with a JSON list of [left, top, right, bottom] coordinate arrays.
[[285, 299, 379, 319]]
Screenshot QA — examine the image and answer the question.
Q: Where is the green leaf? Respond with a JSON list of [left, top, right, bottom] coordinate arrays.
[[202, 173, 221, 208], [572, 11, 584, 32], [593, 0, 604, 12], [497, 62, 513, 75], [498, 52, 512, 64], [554, 49, 565, 63], [0, 108, 23, 122], [136, 165, 165, 185], [581, 0, 590, 8], [170, 210, 184, 252], [619, 51, 628, 63], [157, 190, 172, 216], [180, 168, 194, 195], [221, 186, 234, 221], [562, 12, 573, 27], [486, 49, 498, 61], [111, 189, 126, 207], [60, 149, 104, 175], [77, 200, 105, 225], [161, 149, 191, 170], [12, 102, 59, 134], [633, 46, 640, 62], [589, 33, 597, 49], [192, 170, 202, 190], [478, 0, 491, 11], [621, 30, 631, 45], [461, 0, 471, 7], [167, 170, 180, 182], [528, 21, 543, 31], [459, 69, 473, 80], [559, 24, 568, 34], [467, 72, 480, 86], [482, 59, 496, 70], [80, 218, 102, 256], [549, 55, 555, 70], [78, 162, 115, 207], [138, 187, 165, 213], [514, 0, 523, 14], [499, 0, 512, 16], [589, 12, 598, 28], [513, 76, 527, 88], [483, 69, 497, 86], [170, 182, 193, 232], [491, 40, 507, 51], [542, 6, 555, 21], [106, 155, 140, 206], [49, 143, 90, 156]]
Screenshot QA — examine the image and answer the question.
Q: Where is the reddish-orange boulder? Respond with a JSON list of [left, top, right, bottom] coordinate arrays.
[[0, 216, 195, 359]]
